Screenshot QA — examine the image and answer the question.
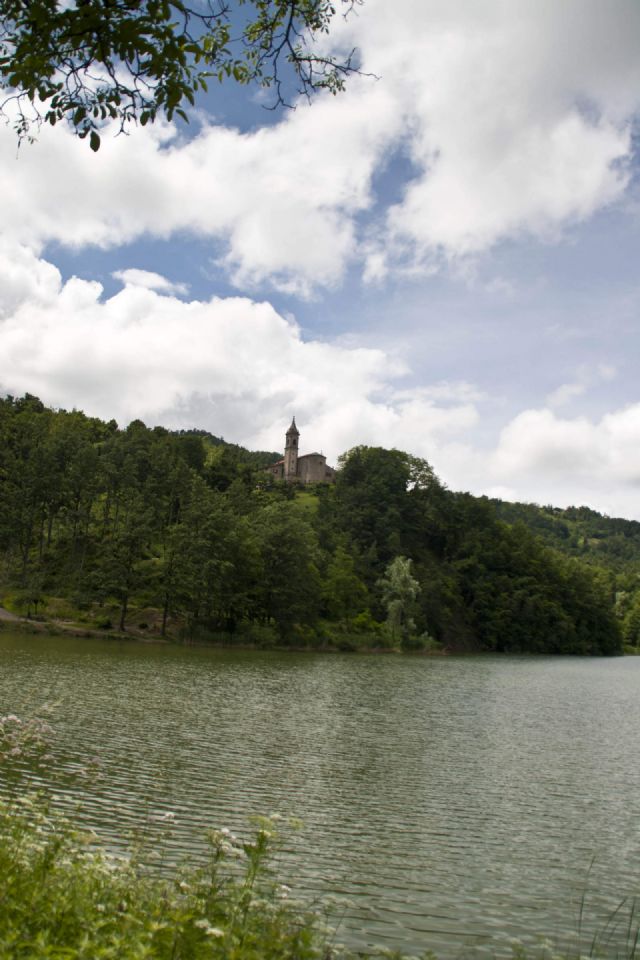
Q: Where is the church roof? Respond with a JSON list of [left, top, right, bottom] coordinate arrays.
[[286, 416, 299, 436]]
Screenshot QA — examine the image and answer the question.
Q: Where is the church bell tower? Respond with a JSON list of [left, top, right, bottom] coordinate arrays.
[[284, 417, 299, 481]]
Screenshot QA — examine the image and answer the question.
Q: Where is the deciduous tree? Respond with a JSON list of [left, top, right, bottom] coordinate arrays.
[[0, 0, 361, 148]]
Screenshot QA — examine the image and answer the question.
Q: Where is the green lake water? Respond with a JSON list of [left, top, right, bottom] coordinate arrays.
[[1, 630, 639, 956]]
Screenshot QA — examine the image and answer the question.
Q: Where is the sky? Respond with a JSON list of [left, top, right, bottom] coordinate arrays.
[[2, 0, 640, 518]]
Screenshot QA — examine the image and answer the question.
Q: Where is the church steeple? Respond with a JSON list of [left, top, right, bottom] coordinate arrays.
[[284, 417, 299, 480]]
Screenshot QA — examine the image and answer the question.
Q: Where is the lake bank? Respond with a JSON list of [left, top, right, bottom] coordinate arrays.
[[0, 604, 450, 653]]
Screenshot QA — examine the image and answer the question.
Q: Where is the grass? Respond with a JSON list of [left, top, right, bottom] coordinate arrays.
[[0, 801, 348, 960], [0, 712, 353, 958], [3, 797, 640, 960]]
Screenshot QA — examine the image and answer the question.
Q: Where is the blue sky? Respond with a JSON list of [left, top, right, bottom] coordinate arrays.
[[2, 0, 640, 517]]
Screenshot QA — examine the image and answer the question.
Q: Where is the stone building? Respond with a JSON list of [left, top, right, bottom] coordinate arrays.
[[266, 418, 336, 484]]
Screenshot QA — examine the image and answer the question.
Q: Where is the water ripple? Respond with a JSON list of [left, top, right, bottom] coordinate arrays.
[[1, 634, 639, 956]]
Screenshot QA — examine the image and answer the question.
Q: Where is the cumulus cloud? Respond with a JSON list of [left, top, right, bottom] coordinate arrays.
[[0, 239, 62, 319], [0, 245, 476, 461], [3, 243, 640, 518], [488, 404, 640, 517], [1, 1, 639, 291], [112, 269, 189, 296], [0, 79, 398, 296], [345, 0, 640, 270]]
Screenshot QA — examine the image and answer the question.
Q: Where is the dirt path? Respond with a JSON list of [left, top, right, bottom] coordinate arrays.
[[0, 606, 20, 622], [0, 605, 170, 643]]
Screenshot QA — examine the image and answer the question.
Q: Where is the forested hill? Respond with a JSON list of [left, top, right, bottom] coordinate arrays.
[[0, 394, 629, 656], [490, 499, 640, 570], [488, 498, 640, 649], [160, 427, 281, 476]]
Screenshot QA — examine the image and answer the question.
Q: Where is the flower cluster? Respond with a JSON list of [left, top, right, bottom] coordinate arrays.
[[0, 712, 55, 765]]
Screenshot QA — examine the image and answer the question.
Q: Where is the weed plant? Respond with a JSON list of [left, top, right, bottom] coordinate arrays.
[[0, 711, 352, 959], [0, 801, 347, 959]]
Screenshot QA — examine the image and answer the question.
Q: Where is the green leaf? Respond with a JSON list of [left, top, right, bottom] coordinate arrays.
[[89, 130, 100, 152]]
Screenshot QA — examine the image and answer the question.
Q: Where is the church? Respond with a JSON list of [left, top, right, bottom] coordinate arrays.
[[266, 418, 336, 484]]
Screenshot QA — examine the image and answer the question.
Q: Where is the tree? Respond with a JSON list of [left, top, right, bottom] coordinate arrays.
[[253, 499, 321, 639], [334, 446, 411, 565], [0, 0, 361, 149], [377, 555, 420, 648], [623, 595, 640, 647], [334, 446, 443, 568], [322, 544, 369, 621], [89, 490, 154, 630], [165, 477, 258, 637]]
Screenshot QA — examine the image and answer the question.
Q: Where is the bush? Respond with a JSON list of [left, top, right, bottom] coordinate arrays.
[[401, 631, 443, 653], [235, 622, 280, 648]]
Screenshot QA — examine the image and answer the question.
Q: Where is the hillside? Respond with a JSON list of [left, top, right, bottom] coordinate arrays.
[[491, 499, 640, 571], [0, 394, 629, 655]]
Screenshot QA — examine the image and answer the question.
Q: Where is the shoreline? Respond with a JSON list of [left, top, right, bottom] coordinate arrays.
[[1, 610, 629, 657], [0, 607, 450, 654]]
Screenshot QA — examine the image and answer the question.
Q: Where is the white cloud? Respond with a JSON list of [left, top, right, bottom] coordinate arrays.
[[112, 269, 189, 296], [0, 79, 398, 296], [3, 243, 640, 518], [341, 0, 640, 268], [546, 382, 587, 409], [0, 245, 476, 461], [1, 1, 639, 291], [0, 239, 62, 319], [493, 409, 601, 479], [546, 363, 619, 408], [597, 364, 617, 382], [488, 404, 640, 517]]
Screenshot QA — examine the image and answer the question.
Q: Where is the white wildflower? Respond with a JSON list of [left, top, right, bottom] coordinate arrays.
[[194, 919, 224, 938]]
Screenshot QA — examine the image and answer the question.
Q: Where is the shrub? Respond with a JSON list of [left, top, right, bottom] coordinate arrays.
[[236, 622, 280, 648]]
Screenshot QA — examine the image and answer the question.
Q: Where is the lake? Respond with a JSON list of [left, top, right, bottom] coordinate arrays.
[[0, 629, 639, 957]]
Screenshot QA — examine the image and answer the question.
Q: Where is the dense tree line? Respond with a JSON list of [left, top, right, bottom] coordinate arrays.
[[0, 395, 622, 655], [492, 499, 640, 570], [491, 499, 640, 648]]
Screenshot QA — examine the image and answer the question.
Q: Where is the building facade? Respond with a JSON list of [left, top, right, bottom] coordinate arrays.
[[266, 418, 336, 484]]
